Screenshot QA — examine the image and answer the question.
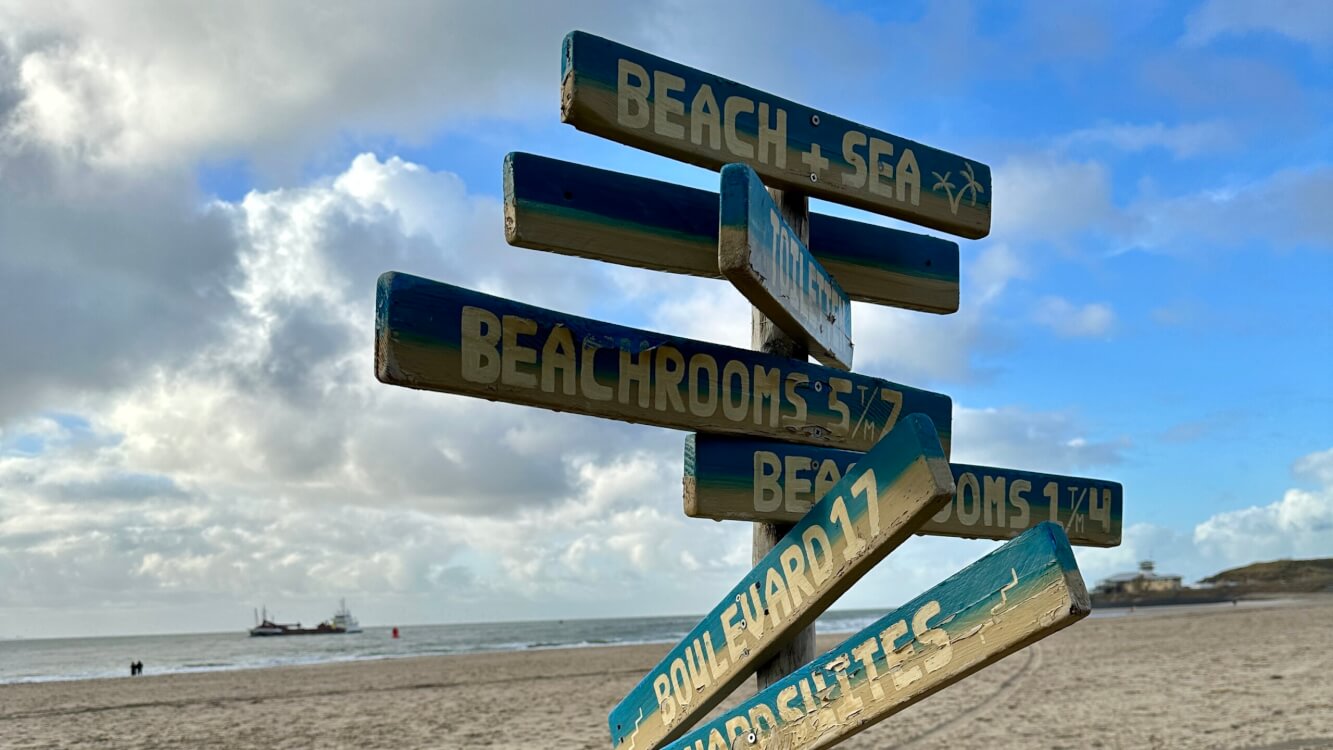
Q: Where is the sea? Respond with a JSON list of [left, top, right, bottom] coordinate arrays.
[[0, 608, 892, 685]]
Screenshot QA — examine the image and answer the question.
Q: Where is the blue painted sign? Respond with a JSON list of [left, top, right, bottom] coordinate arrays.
[[375, 273, 953, 453], [661, 522, 1089, 749], [608, 414, 955, 750], [561, 31, 992, 239], [504, 153, 960, 314], [720, 163, 853, 370], [683, 434, 1123, 547]]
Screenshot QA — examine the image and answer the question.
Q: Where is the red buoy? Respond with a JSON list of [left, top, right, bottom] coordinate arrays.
[[392, 626, 399, 639]]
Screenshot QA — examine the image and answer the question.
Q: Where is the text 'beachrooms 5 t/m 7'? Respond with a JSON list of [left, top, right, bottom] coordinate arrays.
[[374, 29, 1120, 750]]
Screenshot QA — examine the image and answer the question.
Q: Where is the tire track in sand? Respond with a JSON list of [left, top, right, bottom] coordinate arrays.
[[893, 641, 1043, 748]]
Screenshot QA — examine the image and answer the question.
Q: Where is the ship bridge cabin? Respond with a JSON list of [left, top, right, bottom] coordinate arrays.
[[1094, 560, 1183, 596]]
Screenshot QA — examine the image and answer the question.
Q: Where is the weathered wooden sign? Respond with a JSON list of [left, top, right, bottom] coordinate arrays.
[[561, 31, 992, 239], [376, 272, 953, 454], [683, 434, 1123, 547], [608, 414, 954, 750], [661, 521, 1090, 750], [720, 164, 853, 370], [503, 152, 960, 314]]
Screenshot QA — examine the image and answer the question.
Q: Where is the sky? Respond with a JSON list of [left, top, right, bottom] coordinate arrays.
[[0, 0, 1329, 639]]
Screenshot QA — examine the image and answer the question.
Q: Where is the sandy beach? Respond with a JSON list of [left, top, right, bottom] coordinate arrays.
[[3, 597, 1331, 750]]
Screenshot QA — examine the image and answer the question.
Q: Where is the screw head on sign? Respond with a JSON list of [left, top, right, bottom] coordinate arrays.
[[809, 173, 818, 183], [810, 114, 820, 126]]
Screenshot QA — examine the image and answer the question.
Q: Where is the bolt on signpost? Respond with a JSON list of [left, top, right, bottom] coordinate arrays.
[[375, 29, 1120, 750], [503, 153, 961, 314], [720, 163, 853, 371], [683, 434, 1123, 547], [663, 522, 1090, 750], [375, 273, 951, 454], [607, 414, 955, 750], [559, 28, 993, 718], [560, 32, 992, 238], [750, 179, 822, 696]]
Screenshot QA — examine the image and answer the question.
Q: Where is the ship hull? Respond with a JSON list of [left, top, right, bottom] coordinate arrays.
[[248, 628, 351, 637]]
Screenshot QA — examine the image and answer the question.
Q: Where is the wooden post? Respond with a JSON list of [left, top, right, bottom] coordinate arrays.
[[752, 185, 814, 690]]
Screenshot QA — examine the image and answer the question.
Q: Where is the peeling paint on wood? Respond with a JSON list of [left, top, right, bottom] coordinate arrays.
[[720, 164, 853, 370], [503, 152, 960, 314], [608, 414, 954, 750], [561, 31, 992, 238], [375, 272, 952, 454], [661, 522, 1090, 750], [683, 434, 1123, 547]]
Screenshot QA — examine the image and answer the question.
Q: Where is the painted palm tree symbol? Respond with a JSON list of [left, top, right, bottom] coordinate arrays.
[[932, 162, 985, 215]]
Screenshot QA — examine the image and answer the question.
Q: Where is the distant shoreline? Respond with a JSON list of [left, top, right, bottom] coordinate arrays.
[[4, 596, 1330, 749], [4, 596, 1321, 687], [0, 608, 890, 685]]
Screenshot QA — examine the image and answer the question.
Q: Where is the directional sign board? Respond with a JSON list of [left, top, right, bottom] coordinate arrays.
[[376, 272, 953, 454], [720, 163, 853, 370], [608, 414, 954, 750], [561, 31, 993, 239], [684, 434, 1123, 547], [662, 521, 1090, 750], [504, 152, 960, 314]]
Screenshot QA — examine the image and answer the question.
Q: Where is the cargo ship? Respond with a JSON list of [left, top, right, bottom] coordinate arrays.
[[249, 600, 362, 636]]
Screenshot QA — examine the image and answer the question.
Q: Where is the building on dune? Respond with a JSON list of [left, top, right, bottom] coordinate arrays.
[[1094, 560, 1183, 596]]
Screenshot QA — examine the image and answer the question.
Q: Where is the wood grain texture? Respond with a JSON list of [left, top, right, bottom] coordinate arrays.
[[503, 152, 960, 314], [375, 272, 953, 454], [720, 163, 853, 370], [660, 522, 1090, 750], [683, 434, 1123, 547], [751, 182, 816, 696], [560, 31, 992, 238], [608, 414, 955, 750]]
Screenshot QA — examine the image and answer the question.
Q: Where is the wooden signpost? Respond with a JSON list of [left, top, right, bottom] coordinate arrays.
[[683, 434, 1123, 547], [372, 28, 1115, 750], [504, 152, 961, 314], [720, 164, 854, 370], [561, 31, 993, 239], [607, 414, 955, 750], [375, 272, 953, 454], [661, 521, 1090, 750]]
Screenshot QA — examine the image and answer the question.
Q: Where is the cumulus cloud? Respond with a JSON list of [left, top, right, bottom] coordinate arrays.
[[1182, 0, 1333, 50], [991, 153, 1123, 247], [1059, 120, 1241, 158], [1128, 166, 1333, 254], [969, 243, 1029, 306], [1, 0, 1324, 639], [0, 131, 241, 422], [1032, 296, 1116, 338], [1294, 448, 1333, 486], [0, 0, 653, 169], [844, 242, 1031, 386], [1194, 485, 1333, 562], [1192, 447, 1333, 563], [992, 150, 1330, 259], [0, 142, 1132, 633], [950, 405, 1128, 474], [0, 151, 758, 634], [1077, 446, 1333, 587], [0, 416, 483, 632]]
